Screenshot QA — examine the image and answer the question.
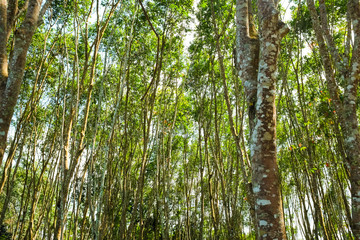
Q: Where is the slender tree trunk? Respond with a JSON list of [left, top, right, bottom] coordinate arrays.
[[53, 3, 120, 239], [345, 1, 360, 236], [235, 0, 259, 136], [306, 0, 360, 237]]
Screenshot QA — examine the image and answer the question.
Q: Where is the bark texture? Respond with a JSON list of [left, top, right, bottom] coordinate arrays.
[[236, 0, 259, 135], [235, 0, 259, 236], [236, 0, 289, 238], [252, 1, 288, 238]]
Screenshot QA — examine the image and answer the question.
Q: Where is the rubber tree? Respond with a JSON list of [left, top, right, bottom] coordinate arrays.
[[305, 0, 360, 237], [53, 1, 122, 239], [236, 0, 289, 238], [0, 0, 52, 164]]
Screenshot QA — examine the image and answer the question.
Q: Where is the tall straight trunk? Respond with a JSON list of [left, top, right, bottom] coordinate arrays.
[[343, 1, 360, 236], [306, 0, 360, 237], [198, 120, 205, 240], [236, 0, 288, 238], [208, 1, 258, 236], [235, 2, 262, 236], [250, 0, 289, 238], [235, 0, 259, 135], [0, 0, 52, 164], [53, 3, 121, 239]]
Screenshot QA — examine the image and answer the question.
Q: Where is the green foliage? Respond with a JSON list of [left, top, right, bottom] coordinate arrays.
[[0, 0, 357, 239], [0, 225, 11, 240]]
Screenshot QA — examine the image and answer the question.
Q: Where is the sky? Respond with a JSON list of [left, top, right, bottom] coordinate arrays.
[[183, 0, 295, 51]]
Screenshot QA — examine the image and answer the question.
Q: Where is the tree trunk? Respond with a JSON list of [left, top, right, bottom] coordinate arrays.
[[236, 0, 288, 238], [235, 0, 259, 136], [345, 1, 360, 236], [251, 0, 288, 238], [306, 0, 360, 237], [0, 0, 45, 164]]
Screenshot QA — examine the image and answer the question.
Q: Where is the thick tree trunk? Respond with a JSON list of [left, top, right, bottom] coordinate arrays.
[[236, 0, 288, 238], [252, 0, 288, 238]]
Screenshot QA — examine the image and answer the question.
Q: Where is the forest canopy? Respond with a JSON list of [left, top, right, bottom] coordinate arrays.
[[0, 0, 359, 239]]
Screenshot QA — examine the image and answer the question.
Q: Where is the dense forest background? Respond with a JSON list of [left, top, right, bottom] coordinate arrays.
[[0, 0, 359, 239]]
